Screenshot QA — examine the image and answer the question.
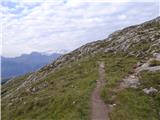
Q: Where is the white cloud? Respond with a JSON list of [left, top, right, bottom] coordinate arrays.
[[1, 0, 159, 57], [118, 14, 127, 20]]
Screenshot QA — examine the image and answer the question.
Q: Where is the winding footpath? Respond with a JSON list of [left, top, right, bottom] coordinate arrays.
[[91, 61, 110, 120]]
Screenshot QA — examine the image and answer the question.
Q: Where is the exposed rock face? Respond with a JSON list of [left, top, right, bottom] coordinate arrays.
[[18, 16, 160, 87]]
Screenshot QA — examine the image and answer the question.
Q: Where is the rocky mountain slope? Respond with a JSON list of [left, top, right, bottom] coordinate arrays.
[[1, 17, 160, 120], [27, 16, 160, 83]]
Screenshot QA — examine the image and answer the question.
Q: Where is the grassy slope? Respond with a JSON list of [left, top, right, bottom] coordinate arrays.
[[1, 74, 29, 97], [2, 56, 98, 120], [2, 52, 159, 120], [2, 52, 138, 120], [103, 68, 160, 119]]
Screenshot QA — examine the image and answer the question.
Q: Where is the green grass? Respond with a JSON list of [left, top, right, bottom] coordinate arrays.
[[2, 56, 98, 120], [139, 71, 160, 89], [110, 89, 158, 120], [107, 71, 160, 120], [101, 54, 138, 103]]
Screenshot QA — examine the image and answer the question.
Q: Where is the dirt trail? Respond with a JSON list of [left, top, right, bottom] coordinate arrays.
[[91, 61, 110, 120]]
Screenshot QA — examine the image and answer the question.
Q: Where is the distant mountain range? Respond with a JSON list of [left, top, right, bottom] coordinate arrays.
[[1, 52, 61, 80]]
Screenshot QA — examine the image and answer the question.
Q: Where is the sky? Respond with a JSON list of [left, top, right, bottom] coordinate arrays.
[[0, 0, 159, 57]]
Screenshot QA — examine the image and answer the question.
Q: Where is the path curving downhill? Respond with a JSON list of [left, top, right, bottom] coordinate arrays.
[[91, 61, 110, 120]]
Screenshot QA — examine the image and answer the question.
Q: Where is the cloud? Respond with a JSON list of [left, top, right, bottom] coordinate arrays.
[[1, 0, 159, 57]]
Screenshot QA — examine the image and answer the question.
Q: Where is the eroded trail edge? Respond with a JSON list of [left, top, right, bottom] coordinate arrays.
[[91, 61, 109, 120]]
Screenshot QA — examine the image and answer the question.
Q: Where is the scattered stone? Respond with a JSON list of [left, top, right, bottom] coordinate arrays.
[[72, 101, 76, 104], [113, 104, 116, 106], [143, 87, 158, 95], [153, 53, 160, 59], [31, 87, 38, 93], [109, 103, 116, 108], [130, 75, 136, 79], [122, 76, 140, 89], [43, 83, 48, 88]]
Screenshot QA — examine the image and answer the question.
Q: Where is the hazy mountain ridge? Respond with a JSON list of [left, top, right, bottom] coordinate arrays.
[[1, 52, 61, 79]]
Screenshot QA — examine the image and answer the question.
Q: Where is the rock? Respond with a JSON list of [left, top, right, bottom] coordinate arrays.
[[42, 83, 48, 88], [113, 104, 116, 106], [32, 87, 36, 92], [31, 87, 38, 93], [72, 101, 76, 104], [109, 103, 116, 108], [104, 47, 114, 53], [130, 75, 136, 79], [122, 76, 140, 88], [153, 53, 160, 59], [143, 87, 158, 94]]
